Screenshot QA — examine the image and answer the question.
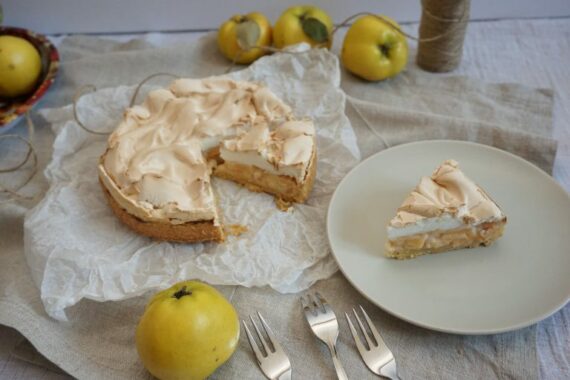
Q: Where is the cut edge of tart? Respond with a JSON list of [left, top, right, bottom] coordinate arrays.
[[214, 119, 317, 208], [385, 159, 507, 259]]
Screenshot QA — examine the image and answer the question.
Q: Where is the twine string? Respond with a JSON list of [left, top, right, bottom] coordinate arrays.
[[73, 85, 110, 135], [0, 111, 39, 204], [129, 72, 180, 107], [347, 98, 390, 149], [73, 73, 181, 135], [0, 135, 32, 174], [330, 3, 467, 44]]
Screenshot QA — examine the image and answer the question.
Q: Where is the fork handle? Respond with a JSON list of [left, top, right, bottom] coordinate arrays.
[[326, 341, 348, 380]]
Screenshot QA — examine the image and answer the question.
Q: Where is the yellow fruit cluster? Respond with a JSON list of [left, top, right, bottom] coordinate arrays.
[[217, 5, 409, 81]]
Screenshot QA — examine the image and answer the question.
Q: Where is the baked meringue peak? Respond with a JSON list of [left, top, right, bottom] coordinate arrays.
[[169, 77, 257, 96], [253, 86, 293, 121], [223, 121, 269, 152], [221, 115, 316, 179], [389, 160, 505, 234], [273, 120, 315, 139]]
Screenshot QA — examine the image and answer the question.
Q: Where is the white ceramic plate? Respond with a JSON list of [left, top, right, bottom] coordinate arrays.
[[327, 140, 570, 334]]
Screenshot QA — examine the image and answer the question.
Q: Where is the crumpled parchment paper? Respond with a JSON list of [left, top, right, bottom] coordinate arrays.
[[24, 45, 361, 320]]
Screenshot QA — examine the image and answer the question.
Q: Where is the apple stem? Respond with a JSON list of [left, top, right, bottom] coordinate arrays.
[[173, 286, 192, 299]]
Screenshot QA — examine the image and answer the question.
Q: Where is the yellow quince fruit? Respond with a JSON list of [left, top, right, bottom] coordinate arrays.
[[0, 35, 42, 98], [136, 281, 240, 380], [274, 5, 333, 49], [218, 12, 272, 64], [341, 15, 409, 81]]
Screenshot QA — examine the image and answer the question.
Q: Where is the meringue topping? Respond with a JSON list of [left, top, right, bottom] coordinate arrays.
[[99, 77, 315, 223], [220, 119, 315, 182], [388, 160, 505, 235]]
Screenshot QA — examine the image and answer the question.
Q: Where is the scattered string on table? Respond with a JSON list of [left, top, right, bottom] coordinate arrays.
[[0, 111, 39, 204], [129, 72, 180, 107], [72, 72, 181, 135], [346, 98, 391, 150], [72, 85, 109, 135]]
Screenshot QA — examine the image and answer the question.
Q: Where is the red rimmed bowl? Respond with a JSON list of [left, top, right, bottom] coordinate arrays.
[[0, 26, 60, 133]]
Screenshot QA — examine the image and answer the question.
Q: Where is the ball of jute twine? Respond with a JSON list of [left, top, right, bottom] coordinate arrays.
[[417, 0, 471, 72]]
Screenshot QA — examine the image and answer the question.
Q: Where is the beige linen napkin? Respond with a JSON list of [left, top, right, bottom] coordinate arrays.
[[0, 32, 559, 379], [343, 71, 556, 173]]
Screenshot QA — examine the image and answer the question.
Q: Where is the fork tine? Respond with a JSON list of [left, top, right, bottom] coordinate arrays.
[[315, 292, 330, 312], [249, 315, 272, 354], [243, 320, 265, 361], [307, 293, 317, 308], [309, 292, 325, 312], [300, 295, 309, 310], [315, 291, 328, 305], [345, 312, 368, 354], [353, 308, 375, 349], [257, 312, 280, 352], [359, 305, 385, 348], [380, 358, 399, 380], [301, 294, 318, 317]]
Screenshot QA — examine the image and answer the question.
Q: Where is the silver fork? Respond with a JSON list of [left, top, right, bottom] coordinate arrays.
[[243, 312, 292, 380], [345, 306, 399, 379], [301, 292, 348, 380]]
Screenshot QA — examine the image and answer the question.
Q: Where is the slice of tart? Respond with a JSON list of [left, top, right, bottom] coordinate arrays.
[[98, 77, 317, 243], [215, 118, 317, 208], [385, 160, 507, 259]]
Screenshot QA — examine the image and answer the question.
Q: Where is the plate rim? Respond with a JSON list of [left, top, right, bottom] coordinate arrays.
[[326, 139, 570, 335]]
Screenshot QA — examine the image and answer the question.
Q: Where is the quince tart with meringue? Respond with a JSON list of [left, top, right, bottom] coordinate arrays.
[[98, 78, 316, 243], [386, 160, 506, 259]]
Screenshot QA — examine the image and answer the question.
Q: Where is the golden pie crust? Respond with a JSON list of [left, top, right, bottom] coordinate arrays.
[[100, 180, 225, 243]]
